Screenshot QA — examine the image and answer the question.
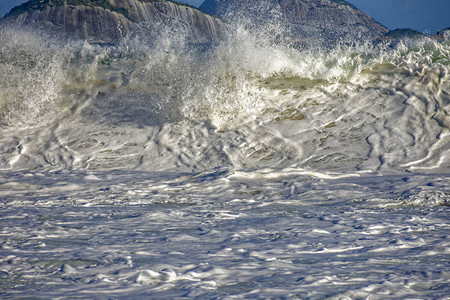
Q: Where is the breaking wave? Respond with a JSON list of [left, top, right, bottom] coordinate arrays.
[[0, 21, 449, 173]]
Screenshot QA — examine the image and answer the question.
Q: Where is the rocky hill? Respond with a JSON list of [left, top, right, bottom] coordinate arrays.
[[199, 0, 388, 44], [2, 0, 391, 46], [385, 28, 426, 39], [1, 0, 225, 44], [438, 26, 450, 38]]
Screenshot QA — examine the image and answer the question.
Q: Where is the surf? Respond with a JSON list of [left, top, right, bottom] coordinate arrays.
[[0, 17, 449, 174]]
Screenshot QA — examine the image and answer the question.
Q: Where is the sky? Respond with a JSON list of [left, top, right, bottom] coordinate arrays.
[[1, 0, 449, 34]]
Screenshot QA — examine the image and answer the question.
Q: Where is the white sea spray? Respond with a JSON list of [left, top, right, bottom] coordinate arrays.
[[0, 17, 449, 298]]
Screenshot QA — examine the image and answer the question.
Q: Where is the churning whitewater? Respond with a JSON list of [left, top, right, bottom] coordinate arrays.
[[0, 11, 449, 299], [1, 25, 449, 173]]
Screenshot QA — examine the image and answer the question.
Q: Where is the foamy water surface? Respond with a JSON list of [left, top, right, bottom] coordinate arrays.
[[0, 19, 449, 298]]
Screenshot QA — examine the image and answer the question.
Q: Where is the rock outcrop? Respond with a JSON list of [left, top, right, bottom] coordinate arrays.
[[385, 28, 426, 39], [1, 0, 225, 44], [377, 28, 429, 45], [199, 0, 389, 44], [437, 26, 450, 39]]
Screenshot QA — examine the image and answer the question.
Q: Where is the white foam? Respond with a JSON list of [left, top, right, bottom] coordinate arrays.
[[1, 22, 450, 299]]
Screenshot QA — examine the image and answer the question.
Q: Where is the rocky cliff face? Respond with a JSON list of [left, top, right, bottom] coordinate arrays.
[[199, 0, 388, 44], [2, 0, 390, 46], [2, 0, 225, 44]]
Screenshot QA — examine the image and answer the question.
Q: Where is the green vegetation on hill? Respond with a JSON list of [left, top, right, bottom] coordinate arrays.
[[6, 0, 129, 19], [385, 28, 425, 39], [141, 0, 195, 8], [5, 0, 197, 21]]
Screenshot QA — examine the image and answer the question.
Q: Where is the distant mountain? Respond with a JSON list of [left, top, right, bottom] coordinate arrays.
[[438, 26, 450, 37], [1, 0, 225, 44], [199, 0, 389, 45], [385, 28, 426, 39]]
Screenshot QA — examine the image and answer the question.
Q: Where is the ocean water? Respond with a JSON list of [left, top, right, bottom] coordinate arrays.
[[0, 19, 449, 298]]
